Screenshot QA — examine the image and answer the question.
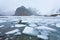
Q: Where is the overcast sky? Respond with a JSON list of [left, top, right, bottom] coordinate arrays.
[[0, 0, 60, 15]]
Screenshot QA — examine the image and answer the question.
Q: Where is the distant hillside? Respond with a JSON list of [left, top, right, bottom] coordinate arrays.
[[50, 9, 60, 16], [43, 9, 60, 17]]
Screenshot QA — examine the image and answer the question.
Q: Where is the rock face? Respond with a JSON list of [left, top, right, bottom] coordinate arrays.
[[50, 14, 60, 16], [14, 6, 33, 16]]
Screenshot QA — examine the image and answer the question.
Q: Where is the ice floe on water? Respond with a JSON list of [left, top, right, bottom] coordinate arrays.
[[15, 24, 26, 27], [5, 29, 20, 34], [0, 20, 6, 23], [56, 23, 60, 27], [0, 25, 4, 28], [37, 35, 48, 40], [0, 16, 60, 39], [36, 26, 57, 32], [23, 27, 39, 36]]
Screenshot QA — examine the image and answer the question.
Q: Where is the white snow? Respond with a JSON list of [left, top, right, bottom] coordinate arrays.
[[37, 35, 48, 39], [5, 29, 20, 34], [15, 24, 26, 27], [23, 27, 39, 36]]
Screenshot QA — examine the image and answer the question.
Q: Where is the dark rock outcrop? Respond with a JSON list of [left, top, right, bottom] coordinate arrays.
[[14, 6, 40, 16], [14, 6, 33, 16]]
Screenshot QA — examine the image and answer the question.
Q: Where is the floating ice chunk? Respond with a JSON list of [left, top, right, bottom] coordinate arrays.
[[8, 19, 20, 23], [0, 20, 6, 23], [8, 19, 19, 22], [11, 25, 14, 28], [0, 25, 4, 28], [22, 20, 32, 23], [22, 20, 28, 23], [40, 30, 50, 36], [37, 35, 48, 39], [36, 26, 57, 31], [15, 24, 26, 27], [23, 27, 39, 36], [29, 23, 37, 27], [56, 23, 60, 27], [14, 32, 21, 35], [5, 29, 19, 34]]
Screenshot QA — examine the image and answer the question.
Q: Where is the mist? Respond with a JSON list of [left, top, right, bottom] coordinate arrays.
[[0, 0, 59, 15]]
